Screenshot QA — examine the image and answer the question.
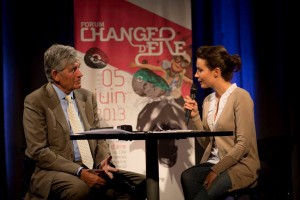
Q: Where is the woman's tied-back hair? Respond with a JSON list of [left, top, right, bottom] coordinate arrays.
[[44, 44, 81, 83], [196, 45, 242, 81]]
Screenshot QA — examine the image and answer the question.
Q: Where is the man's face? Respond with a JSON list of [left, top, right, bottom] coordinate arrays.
[[52, 60, 83, 94]]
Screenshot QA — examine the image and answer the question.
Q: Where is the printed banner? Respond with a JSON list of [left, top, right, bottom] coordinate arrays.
[[74, 1, 194, 199]]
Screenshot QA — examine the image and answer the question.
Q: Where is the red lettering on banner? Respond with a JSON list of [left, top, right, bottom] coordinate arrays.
[[93, 68, 127, 122], [98, 107, 126, 121], [95, 91, 125, 104], [80, 26, 186, 61]]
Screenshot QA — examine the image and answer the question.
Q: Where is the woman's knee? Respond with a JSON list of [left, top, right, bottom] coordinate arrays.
[[180, 172, 188, 190], [181, 168, 193, 184]]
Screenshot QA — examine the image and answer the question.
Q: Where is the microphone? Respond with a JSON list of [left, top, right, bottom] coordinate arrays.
[[185, 83, 198, 125]]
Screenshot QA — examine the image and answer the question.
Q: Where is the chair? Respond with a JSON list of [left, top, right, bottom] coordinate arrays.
[[216, 176, 261, 200], [21, 155, 35, 199], [221, 187, 260, 200]]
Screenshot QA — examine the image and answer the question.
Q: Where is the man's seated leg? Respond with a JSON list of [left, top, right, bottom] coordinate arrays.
[[49, 172, 90, 200], [91, 170, 146, 200], [115, 170, 146, 200]]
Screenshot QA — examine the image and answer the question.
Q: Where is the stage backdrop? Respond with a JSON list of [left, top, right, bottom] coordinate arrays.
[[74, 0, 194, 199]]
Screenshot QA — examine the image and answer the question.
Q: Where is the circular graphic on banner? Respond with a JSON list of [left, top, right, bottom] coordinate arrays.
[[84, 47, 109, 69], [132, 68, 170, 98]]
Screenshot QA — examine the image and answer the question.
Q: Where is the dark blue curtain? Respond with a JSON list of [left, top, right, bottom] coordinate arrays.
[[192, 0, 257, 120], [1, 1, 74, 199], [1, 0, 299, 199]]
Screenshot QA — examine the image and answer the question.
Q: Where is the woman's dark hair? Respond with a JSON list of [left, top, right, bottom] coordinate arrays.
[[196, 45, 242, 81]]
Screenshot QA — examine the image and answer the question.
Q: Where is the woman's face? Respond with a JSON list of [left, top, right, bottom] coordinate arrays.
[[194, 58, 215, 89]]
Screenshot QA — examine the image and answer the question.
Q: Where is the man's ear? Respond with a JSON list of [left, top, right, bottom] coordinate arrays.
[[51, 70, 59, 82]]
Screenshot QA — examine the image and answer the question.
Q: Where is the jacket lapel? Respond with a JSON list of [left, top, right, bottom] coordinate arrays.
[[73, 90, 96, 156], [45, 83, 71, 140], [73, 90, 91, 131]]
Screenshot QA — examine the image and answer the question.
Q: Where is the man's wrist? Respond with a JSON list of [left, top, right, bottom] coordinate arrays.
[[77, 167, 84, 177]]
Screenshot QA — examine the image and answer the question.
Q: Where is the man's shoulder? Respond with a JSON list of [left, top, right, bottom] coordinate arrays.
[[76, 88, 93, 96], [25, 83, 49, 99], [74, 88, 94, 102]]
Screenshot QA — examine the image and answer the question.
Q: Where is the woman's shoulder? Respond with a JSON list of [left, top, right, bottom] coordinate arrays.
[[234, 86, 247, 93], [233, 87, 251, 97], [232, 87, 253, 103]]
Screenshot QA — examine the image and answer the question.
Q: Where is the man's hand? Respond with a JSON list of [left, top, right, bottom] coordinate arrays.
[[99, 156, 119, 179], [79, 168, 107, 188]]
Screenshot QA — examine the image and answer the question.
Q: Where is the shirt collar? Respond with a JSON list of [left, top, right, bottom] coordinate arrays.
[[52, 84, 74, 100]]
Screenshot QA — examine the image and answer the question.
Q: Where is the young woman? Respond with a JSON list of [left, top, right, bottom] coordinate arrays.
[[181, 45, 260, 200]]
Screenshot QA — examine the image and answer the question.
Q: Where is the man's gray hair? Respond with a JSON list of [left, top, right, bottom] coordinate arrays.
[[44, 44, 81, 82]]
